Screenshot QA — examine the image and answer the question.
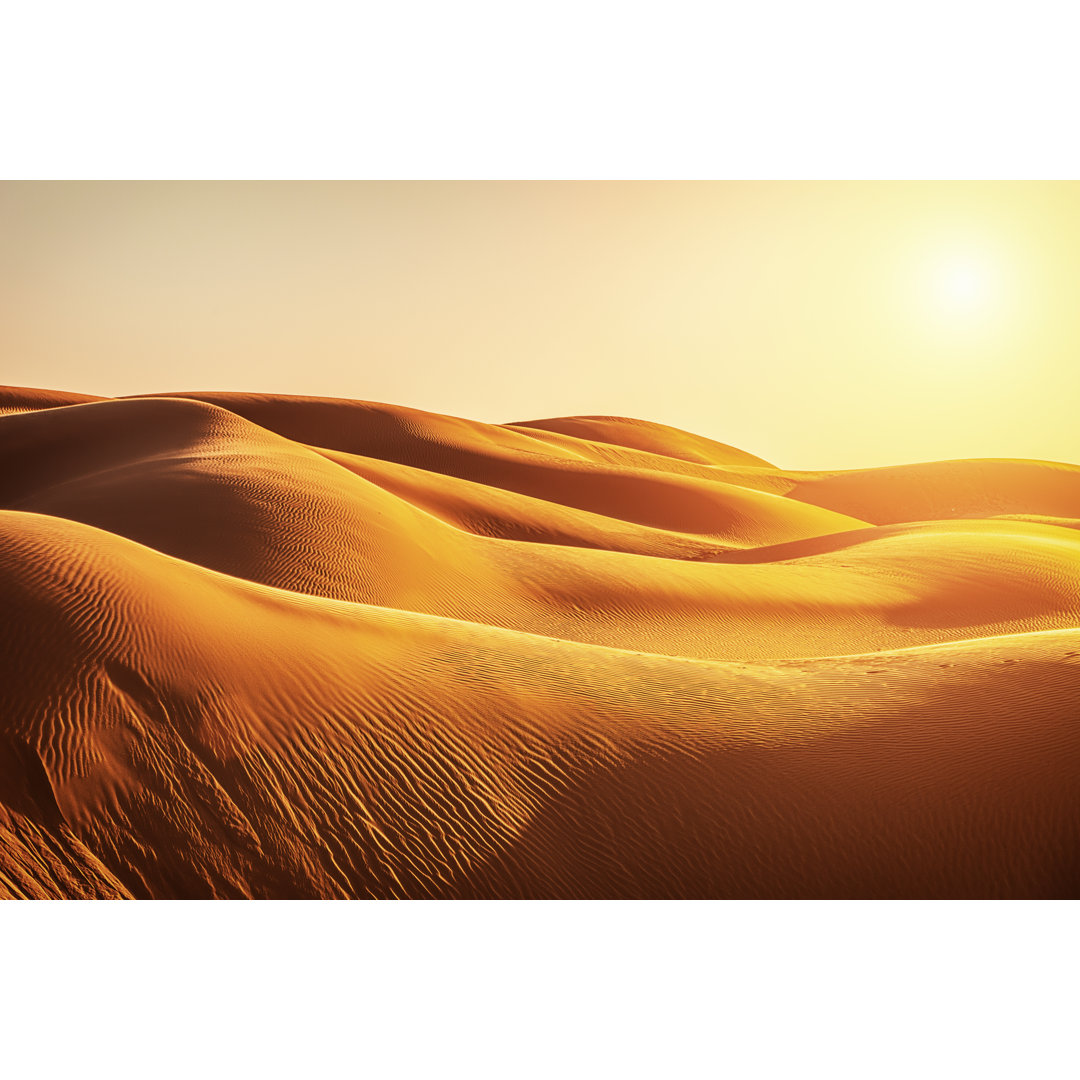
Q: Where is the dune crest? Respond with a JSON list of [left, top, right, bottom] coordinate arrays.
[[1, 386, 1078, 898]]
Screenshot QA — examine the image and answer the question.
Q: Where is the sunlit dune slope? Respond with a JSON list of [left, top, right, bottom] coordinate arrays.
[[1, 511, 1077, 900], [1, 387, 1079, 899], [992, 514, 1080, 532]]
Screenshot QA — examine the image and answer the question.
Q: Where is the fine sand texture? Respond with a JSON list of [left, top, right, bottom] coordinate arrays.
[[1, 386, 1078, 899]]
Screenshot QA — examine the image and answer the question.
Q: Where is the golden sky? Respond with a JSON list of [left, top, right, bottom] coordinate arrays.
[[1, 180, 1077, 469]]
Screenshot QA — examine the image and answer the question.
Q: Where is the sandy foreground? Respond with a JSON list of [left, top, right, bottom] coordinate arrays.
[[0, 386, 1077, 899]]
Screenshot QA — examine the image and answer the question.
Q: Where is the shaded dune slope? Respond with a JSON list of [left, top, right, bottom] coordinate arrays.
[[1, 387, 1079, 899]]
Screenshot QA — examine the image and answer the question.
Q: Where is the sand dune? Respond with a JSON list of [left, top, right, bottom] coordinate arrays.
[[0, 385, 106, 414], [507, 414, 777, 468], [788, 458, 1080, 524], [1, 385, 1078, 898]]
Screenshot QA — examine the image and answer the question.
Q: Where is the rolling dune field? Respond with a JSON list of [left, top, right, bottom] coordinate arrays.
[[1, 385, 1077, 898]]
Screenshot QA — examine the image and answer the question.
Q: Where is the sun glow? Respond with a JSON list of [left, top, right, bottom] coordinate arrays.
[[907, 243, 1020, 359], [937, 259, 987, 307], [931, 254, 997, 317]]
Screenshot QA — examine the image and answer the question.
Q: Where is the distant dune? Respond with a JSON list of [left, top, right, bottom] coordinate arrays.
[[1, 385, 1078, 899]]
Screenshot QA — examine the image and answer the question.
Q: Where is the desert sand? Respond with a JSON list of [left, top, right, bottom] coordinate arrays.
[[0, 385, 1077, 899]]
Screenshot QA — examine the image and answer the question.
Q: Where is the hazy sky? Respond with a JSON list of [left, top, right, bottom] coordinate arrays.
[[2, 180, 1077, 469]]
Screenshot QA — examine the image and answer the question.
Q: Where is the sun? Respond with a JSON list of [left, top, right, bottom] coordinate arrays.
[[932, 255, 992, 314], [901, 241, 1016, 356]]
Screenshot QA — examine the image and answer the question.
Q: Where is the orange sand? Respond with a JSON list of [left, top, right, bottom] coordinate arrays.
[[1, 385, 1077, 898]]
